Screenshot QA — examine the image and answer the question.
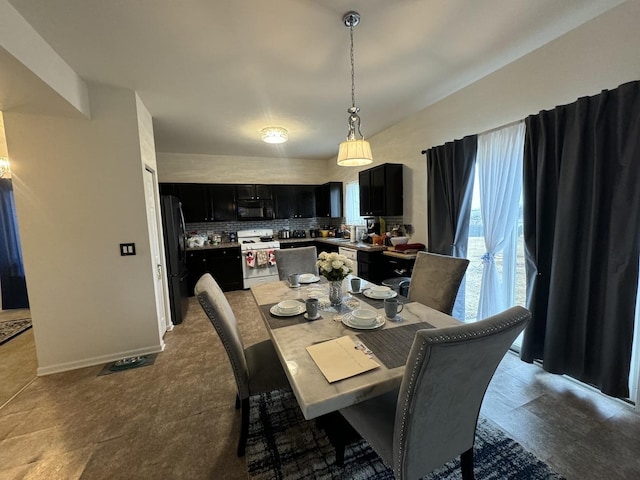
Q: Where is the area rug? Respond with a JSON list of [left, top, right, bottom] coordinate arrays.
[[0, 318, 32, 346], [246, 388, 565, 479]]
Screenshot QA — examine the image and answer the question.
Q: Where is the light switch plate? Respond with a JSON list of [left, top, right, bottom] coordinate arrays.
[[120, 243, 136, 256]]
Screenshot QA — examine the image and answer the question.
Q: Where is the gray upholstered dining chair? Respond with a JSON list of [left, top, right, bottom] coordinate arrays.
[[194, 273, 289, 457], [274, 246, 319, 280], [406, 251, 470, 315], [336, 306, 530, 479]]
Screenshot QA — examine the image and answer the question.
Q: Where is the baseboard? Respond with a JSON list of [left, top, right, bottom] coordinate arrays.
[[37, 341, 166, 376]]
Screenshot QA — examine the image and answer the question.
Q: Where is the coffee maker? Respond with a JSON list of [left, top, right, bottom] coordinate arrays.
[[366, 217, 380, 234]]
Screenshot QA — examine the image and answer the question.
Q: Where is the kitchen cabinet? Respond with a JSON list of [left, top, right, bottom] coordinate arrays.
[[315, 182, 343, 218], [187, 247, 242, 294], [236, 184, 272, 200], [380, 254, 415, 280], [279, 240, 317, 249], [316, 241, 339, 254], [357, 250, 383, 283], [168, 183, 236, 222], [358, 163, 403, 217], [273, 185, 316, 219]]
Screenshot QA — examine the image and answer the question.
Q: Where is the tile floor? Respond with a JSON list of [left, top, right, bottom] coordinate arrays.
[[0, 292, 639, 479]]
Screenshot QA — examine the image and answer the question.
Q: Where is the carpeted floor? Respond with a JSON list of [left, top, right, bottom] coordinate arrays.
[[0, 318, 32, 346], [246, 388, 566, 480]]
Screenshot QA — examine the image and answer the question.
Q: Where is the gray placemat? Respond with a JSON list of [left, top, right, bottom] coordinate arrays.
[[261, 302, 323, 329], [352, 292, 408, 309], [356, 322, 434, 369]]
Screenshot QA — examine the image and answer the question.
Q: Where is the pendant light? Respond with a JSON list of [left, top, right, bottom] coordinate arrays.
[[337, 11, 373, 167]]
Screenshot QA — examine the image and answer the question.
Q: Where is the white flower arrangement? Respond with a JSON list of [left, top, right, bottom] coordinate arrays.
[[316, 251, 354, 281]]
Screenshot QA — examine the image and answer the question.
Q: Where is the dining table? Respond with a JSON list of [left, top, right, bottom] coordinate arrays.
[[251, 275, 461, 420]]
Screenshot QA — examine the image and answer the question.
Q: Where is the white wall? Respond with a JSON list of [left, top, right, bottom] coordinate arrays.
[[327, 0, 640, 245], [5, 84, 164, 374], [157, 152, 329, 184]]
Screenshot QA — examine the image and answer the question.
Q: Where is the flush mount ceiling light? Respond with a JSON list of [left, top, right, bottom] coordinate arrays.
[[261, 126, 289, 144], [337, 11, 373, 167], [0, 157, 10, 178]]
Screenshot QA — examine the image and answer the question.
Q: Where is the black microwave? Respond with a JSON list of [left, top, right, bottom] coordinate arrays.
[[237, 199, 274, 220]]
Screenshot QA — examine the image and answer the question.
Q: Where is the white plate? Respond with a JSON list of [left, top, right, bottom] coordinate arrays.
[[341, 314, 385, 330], [299, 274, 320, 284], [363, 289, 398, 300], [270, 303, 305, 317]]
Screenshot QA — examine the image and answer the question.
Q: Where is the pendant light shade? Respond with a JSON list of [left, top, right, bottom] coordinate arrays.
[[337, 139, 372, 166], [337, 11, 373, 167]]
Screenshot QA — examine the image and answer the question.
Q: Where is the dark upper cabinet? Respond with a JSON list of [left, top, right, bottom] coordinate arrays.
[[210, 185, 237, 221], [273, 185, 316, 219], [236, 184, 272, 200], [315, 182, 343, 218], [359, 163, 403, 217], [168, 183, 237, 222], [174, 184, 209, 222]]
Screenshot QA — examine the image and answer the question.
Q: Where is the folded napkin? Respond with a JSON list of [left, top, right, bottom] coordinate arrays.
[[395, 243, 426, 252]]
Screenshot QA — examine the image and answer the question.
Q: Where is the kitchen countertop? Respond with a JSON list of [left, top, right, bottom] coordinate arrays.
[[382, 250, 419, 260], [186, 242, 240, 251], [186, 237, 390, 253]]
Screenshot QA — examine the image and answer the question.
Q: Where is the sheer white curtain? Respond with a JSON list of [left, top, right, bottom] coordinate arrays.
[[345, 181, 365, 226], [477, 122, 525, 319]]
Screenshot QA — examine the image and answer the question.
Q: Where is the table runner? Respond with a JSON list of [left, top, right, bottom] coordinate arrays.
[[356, 321, 434, 369]]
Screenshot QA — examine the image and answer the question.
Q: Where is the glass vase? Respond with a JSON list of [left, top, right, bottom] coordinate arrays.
[[329, 280, 344, 307]]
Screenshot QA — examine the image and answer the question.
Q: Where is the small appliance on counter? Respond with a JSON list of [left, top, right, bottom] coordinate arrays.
[[309, 229, 320, 238], [292, 230, 307, 238], [228, 232, 237, 243], [279, 229, 291, 239]]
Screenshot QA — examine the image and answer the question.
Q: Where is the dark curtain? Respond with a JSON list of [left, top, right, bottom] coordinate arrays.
[[425, 135, 477, 257], [521, 80, 640, 398], [425, 135, 477, 320], [0, 178, 29, 309]]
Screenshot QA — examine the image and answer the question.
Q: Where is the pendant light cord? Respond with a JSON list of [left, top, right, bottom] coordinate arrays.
[[350, 24, 356, 109]]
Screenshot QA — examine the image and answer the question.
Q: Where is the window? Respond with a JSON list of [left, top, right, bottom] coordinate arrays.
[[463, 123, 527, 350], [345, 181, 365, 225]]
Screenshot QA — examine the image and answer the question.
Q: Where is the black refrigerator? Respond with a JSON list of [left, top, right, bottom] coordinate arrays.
[[160, 195, 189, 324]]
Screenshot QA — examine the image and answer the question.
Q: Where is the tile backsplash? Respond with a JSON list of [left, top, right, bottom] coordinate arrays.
[[186, 216, 406, 241]]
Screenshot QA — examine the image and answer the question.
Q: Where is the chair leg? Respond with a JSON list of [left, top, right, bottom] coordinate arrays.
[[460, 447, 475, 480], [237, 397, 250, 457]]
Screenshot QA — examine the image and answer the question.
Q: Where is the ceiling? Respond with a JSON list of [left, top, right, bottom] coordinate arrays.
[[3, 0, 627, 160]]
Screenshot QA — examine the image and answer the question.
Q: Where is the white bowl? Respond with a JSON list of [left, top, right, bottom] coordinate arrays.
[[350, 309, 378, 326], [390, 236, 409, 246], [299, 273, 317, 283], [277, 300, 301, 314], [370, 285, 391, 293]]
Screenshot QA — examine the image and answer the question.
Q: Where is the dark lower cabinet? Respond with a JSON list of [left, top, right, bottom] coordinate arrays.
[[187, 247, 242, 295], [280, 241, 317, 249], [380, 255, 415, 280], [315, 241, 339, 254], [357, 250, 383, 283]]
